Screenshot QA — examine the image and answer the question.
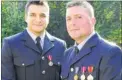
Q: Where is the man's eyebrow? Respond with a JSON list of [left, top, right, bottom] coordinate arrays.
[[74, 14, 82, 16]]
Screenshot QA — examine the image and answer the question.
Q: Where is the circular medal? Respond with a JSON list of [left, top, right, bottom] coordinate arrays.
[[74, 74, 78, 80], [87, 74, 93, 80], [48, 61, 53, 66], [80, 74, 85, 80]]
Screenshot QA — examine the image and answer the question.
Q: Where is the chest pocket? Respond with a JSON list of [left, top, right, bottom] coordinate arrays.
[[14, 58, 34, 67], [52, 60, 61, 71], [14, 58, 35, 80]]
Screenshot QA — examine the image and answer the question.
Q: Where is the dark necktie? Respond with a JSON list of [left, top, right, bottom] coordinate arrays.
[[74, 46, 79, 54], [69, 46, 79, 62], [36, 37, 42, 53]]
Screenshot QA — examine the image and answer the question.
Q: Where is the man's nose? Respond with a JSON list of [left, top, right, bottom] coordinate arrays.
[[71, 19, 76, 26], [35, 16, 41, 22]]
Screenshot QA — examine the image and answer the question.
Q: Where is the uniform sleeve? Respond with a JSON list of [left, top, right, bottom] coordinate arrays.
[[100, 47, 122, 80], [2, 38, 16, 80]]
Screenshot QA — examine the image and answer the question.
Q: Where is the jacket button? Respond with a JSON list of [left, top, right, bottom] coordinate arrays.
[[58, 62, 60, 65], [22, 63, 25, 66], [60, 76, 62, 79], [70, 67, 74, 72], [42, 56, 45, 60], [42, 70, 46, 74]]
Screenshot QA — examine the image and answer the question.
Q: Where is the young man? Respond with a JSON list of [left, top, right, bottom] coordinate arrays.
[[2, 1, 66, 80], [61, 1, 122, 80]]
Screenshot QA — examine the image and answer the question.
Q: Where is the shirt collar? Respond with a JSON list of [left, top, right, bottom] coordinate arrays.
[[75, 31, 95, 50], [26, 28, 45, 48]]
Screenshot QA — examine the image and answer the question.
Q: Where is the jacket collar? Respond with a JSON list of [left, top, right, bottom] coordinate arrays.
[[21, 30, 54, 55]]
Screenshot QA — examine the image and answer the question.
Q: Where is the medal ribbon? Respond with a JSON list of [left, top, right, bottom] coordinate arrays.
[[48, 55, 52, 61], [81, 66, 86, 73], [88, 66, 93, 73]]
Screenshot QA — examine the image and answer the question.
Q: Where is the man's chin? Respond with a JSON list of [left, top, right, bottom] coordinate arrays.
[[70, 36, 78, 40], [35, 30, 44, 33]]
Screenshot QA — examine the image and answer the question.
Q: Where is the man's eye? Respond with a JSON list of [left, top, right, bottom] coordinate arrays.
[[78, 16, 82, 18], [77, 16, 82, 19], [67, 18, 71, 21], [40, 14, 46, 18], [30, 14, 35, 17]]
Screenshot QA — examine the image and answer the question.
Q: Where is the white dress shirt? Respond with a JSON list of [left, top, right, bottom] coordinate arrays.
[[75, 31, 95, 51]]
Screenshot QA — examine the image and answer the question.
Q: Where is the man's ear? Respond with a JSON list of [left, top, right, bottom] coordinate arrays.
[[47, 15, 50, 24], [92, 17, 96, 26]]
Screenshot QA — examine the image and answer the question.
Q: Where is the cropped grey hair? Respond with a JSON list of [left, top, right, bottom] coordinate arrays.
[[66, 1, 94, 17]]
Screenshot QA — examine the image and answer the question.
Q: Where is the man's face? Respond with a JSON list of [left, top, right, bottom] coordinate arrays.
[[25, 4, 49, 34], [66, 6, 95, 43]]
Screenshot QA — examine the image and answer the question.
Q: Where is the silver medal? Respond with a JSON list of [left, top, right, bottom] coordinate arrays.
[[48, 61, 53, 66]]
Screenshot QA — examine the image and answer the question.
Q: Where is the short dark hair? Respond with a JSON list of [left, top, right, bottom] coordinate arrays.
[[25, 0, 49, 14]]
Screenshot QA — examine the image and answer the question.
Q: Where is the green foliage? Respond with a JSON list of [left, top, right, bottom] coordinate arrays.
[[92, 1, 121, 47], [1, 1, 122, 47], [48, 1, 73, 47], [2, 1, 26, 40]]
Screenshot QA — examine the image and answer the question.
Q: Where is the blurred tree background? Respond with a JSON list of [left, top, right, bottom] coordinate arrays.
[[1, 0, 122, 48]]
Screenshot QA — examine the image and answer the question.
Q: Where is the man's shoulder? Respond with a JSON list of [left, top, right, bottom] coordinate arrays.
[[100, 38, 120, 49], [46, 32, 66, 44], [3, 31, 24, 42], [98, 38, 122, 56], [52, 36, 65, 43], [64, 46, 74, 54]]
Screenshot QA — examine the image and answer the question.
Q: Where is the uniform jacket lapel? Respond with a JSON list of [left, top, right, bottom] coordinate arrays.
[[21, 30, 41, 54], [69, 33, 100, 67], [61, 47, 74, 79], [21, 30, 55, 55], [42, 32, 54, 55]]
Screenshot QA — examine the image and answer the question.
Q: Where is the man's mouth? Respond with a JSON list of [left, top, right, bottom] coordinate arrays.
[[70, 29, 79, 31], [34, 24, 43, 26]]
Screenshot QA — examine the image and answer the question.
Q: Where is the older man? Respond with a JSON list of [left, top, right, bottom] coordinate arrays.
[[61, 1, 122, 80]]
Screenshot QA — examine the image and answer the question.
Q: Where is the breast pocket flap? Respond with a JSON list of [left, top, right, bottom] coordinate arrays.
[[14, 58, 34, 67]]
